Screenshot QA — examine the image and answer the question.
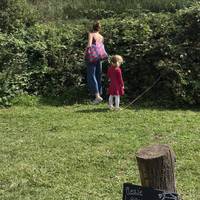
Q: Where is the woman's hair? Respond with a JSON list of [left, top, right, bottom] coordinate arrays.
[[111, 55, 123, 67], [92, 21, 101, 32]]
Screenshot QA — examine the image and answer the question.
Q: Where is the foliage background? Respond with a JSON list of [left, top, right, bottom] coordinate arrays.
[[0, 0, 200, 106], [28, 0, 198, 20]]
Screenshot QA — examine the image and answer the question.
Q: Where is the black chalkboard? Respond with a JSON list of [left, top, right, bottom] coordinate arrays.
[[123, 183, 179, 200]]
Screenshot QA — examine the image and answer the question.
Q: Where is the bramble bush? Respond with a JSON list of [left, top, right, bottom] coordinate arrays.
[[102, 7, 200, 105], [0, 0, 37, 33], [25, 23, 86, 96], [0, 1, 199, 106], [0, 33, 29, 106], [28, 0, 198, 21]]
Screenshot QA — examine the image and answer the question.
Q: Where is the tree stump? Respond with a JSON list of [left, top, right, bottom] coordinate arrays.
[[136, 144, 176, 192]]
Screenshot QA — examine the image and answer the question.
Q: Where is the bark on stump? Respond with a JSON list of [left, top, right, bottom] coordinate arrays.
[[136, 144, 176, 192]]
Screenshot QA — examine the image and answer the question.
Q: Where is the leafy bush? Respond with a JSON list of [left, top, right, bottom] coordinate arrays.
[[0, 0, 37, 33], [28, 0, 198, 21], [0, 2, 199, 106], [102, 5, 200, 105], [0, 33, 29, 106], [24, 24, 86, 96]]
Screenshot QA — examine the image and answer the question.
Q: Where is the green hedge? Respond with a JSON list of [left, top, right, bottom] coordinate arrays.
[[103, 7, 200, 105], [0, 2, 200, 106], [0, 0, 37, 33], [28, 0, 198, 21], [0, 24, 86, 106]]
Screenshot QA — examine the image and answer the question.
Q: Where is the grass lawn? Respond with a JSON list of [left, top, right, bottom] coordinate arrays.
[[0, 103, 199, 200]]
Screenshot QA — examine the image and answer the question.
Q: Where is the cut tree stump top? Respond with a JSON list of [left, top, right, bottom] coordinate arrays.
[[136, 144, 173, 159]]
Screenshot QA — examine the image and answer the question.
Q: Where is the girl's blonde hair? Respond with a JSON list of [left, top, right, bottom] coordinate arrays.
[[111, 55, 123, 67]]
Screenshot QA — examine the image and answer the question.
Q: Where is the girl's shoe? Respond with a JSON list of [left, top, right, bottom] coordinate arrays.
[[108, 105, 114, 110], [115, 107, 122, 111]]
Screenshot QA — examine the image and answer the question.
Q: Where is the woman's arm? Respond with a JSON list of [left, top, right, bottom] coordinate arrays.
[[87, 32, 93, 47]]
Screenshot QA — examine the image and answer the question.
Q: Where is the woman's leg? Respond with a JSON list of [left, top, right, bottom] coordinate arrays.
[[115, 95, 120, 108], [87, 62, 99, 95], [95, 61, 102, 96]]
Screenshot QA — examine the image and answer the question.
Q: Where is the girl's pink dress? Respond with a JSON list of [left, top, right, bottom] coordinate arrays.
[[107, 65, 124, 96]]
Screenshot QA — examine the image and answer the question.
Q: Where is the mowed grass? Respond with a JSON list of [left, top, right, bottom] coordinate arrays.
[[0, 103, 199, 200]]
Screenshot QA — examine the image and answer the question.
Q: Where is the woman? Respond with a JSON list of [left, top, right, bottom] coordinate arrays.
[[85, 21, 105, 104]]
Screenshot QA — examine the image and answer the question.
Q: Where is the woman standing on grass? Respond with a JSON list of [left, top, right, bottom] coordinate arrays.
[[85, 21, 107, 104]]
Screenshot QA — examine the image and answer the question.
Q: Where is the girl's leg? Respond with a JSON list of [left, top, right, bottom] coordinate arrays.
[[87, 62, 99, 96], [115, 95, 120, 108], [95, 61, 102, 95], [108, 95, 114, 109]]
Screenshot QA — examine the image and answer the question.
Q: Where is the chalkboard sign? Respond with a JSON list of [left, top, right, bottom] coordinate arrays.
[[123, 183, 179, 200]]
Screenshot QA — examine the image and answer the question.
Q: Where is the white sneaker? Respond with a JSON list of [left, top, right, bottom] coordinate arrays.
[[108, 105, 114, 110], [115, 107, 122, 111], [92, 97, 103, 104]]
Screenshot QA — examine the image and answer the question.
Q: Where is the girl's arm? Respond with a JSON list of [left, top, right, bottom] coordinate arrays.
[[87, 32, 93, 47], [107, 67, 110, 80], [117, 68, 124, 87]]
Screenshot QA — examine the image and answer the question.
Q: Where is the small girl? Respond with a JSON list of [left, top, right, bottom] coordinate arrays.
[[107, 55, 124, 110]]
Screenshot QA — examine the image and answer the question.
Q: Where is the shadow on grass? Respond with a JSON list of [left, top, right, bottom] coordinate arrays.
[[12, 94, 200, 112], [76, 107, 109, 113], [37, 86, 91, 106], [38, 96, 72, 107], [122, 102, 200, 112], [11, 94, 90, 107]]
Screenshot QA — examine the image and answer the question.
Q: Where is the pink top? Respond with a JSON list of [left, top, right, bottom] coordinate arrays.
[[107, 65, 124, 96]]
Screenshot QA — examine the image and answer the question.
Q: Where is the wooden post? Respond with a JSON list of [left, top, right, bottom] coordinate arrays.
[[136, 144, 176, 192]]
